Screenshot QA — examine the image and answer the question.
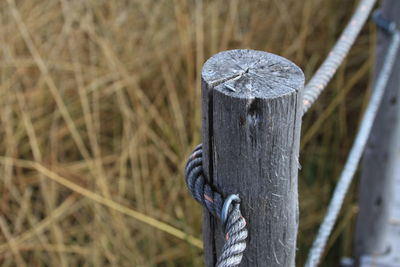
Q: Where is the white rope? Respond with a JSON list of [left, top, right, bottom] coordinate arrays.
[[303, 0, 377, 113], [304, 30, 400, 267]]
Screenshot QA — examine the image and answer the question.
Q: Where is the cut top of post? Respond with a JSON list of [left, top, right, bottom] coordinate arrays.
[[200, 49, 305, 266], [202, 49, 304, 99]]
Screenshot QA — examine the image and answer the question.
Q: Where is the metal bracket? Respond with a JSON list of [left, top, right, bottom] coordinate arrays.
[[373, 9, 397, 34]]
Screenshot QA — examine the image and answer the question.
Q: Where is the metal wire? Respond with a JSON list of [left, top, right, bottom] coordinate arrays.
[[303, 0, 376, 113], [304, 30, 400, 267]]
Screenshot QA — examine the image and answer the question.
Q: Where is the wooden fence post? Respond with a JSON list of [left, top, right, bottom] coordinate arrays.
[[355, 1, 400, 265], [201, 49, 304, 266]]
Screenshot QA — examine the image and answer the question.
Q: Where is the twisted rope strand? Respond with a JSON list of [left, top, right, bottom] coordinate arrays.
[[185, 145, 248, 267], [303, 0, 376, 113], [217, 205, 248, 267], [304, 29, 400, 267]]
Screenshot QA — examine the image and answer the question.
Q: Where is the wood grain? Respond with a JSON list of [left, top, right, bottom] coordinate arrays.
[[201, 49, 304, 266]]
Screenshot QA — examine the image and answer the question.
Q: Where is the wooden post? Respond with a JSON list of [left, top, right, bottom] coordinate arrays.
[[355, 1, 400, 266], [201, 49, 304, 266]]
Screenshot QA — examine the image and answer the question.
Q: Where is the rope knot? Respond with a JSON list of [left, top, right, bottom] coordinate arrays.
[[185, 144, 248, 267]]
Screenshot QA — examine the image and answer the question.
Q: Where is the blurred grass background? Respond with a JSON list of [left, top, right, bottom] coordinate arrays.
[[0, 0, 375, 266]]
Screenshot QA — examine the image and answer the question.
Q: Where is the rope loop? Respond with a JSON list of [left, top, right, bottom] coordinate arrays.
[[185, 144, 248, 267]]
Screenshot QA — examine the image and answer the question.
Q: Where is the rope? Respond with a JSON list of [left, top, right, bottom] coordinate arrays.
[[185, 1, 385, 265], [304, 28, 400, 267], [185, 144, 248, 267], [303, 0, 376, 113]]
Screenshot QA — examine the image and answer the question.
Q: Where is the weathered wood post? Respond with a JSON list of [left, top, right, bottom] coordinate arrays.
[[355, 1, 400, 265], [201, 49, 304, 266]]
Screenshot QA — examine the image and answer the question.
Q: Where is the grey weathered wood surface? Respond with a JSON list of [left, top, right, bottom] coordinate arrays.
[[201, 49, 304, 266], [355, 1, 400, 266]]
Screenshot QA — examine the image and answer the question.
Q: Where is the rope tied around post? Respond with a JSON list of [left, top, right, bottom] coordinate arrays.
[[185, 144, 248, 267], [189, 49, 304, 266]]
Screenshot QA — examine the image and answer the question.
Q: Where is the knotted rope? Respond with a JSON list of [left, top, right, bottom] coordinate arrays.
[[185, 144, 248, 267]]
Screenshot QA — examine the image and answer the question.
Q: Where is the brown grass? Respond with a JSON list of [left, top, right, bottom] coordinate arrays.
[[0, 0, 374, 266]]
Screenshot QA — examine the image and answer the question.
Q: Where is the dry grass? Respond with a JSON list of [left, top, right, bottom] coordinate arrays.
[[0, 0, 375, 266]]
